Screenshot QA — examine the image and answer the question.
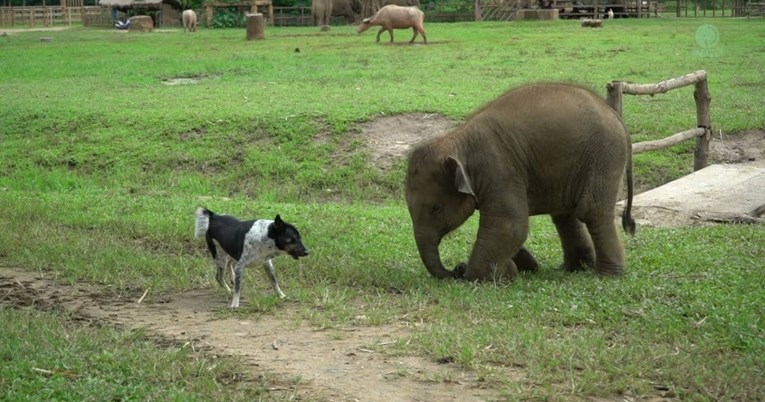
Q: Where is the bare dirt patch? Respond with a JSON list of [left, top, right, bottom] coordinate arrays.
[[356, 113, 455, 170], [0, 26, 70, 36], [709, 128, 765, 166], [0, 267, 504, 402]]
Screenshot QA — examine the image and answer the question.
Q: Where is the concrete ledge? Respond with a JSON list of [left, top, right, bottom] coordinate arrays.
[[620, 163, 765, 227]]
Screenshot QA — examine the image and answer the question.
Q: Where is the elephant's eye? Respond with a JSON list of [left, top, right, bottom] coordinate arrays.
[[429, 204, 443, 215]]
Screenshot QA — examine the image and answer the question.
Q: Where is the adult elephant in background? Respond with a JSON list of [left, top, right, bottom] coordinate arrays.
[[360, 0, 417, 18], [312, 0, 333, 29], [405, 83, 635, 282], [315, 0, 361, 26], [332, 0, 362, 23], [382, 0, 419, 6]]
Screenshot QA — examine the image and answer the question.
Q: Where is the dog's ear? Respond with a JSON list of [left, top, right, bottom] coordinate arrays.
[[274, 214, 284, 229]]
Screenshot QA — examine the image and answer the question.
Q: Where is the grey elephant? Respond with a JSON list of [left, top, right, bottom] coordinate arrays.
[[405, 83, 635, 282], [382, 0, 420, 6], [314, 0, 361, 25], [333, 0, 361, 23]]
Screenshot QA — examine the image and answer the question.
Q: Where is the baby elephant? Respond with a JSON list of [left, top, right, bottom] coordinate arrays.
[[357, 4, 426, 44], [182, 9, 197, 32]]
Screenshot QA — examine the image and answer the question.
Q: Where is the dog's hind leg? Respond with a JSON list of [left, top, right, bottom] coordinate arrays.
[[214, 253, 232, 293], [207, 235, 232, 292], [263, 259, 286, 299], [226, 257, 236, 289]]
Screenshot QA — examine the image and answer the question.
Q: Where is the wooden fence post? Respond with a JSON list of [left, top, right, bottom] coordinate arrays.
[[246, 12, 264, 40], [606, 81, 623, 117], [694, 78, 712, 171]]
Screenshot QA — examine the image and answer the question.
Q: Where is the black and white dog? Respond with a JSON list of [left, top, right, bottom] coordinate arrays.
[[194, 207, 309, 308]]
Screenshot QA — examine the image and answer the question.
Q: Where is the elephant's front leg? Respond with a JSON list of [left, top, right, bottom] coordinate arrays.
[[460, 214, 528, 282], [514, 246, 539, 272]]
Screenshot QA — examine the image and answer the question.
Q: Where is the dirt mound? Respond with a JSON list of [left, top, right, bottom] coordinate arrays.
[[357, 113, 455, 169], [709, 128, 765, 166]]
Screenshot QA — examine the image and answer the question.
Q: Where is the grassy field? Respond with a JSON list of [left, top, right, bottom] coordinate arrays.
[[1, 18, 764, 401]]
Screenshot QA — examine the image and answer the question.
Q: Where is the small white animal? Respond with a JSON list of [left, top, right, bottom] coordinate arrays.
[[356, 4, 426, 44], [607, 8, 614, 19], [182, 9, 197, 32]]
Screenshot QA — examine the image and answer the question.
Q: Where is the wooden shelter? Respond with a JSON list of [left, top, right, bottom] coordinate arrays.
[[97, 0, 182, 27]]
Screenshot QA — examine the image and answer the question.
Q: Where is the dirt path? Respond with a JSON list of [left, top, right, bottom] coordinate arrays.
[[0, 267, 503, 402]]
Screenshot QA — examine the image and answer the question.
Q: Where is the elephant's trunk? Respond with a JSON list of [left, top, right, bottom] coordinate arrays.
[[414, 232, 459, 279]]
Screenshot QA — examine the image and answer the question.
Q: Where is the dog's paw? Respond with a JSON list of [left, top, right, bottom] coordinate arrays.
[[229, 295, 240, 308]]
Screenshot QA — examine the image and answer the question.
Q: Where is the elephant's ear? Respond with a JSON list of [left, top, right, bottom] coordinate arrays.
[[448, 156, 475, 197]]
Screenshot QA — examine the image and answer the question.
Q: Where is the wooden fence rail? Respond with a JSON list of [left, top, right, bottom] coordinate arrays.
[[0, 6, 103, 27], [606, 70, 712, 171]]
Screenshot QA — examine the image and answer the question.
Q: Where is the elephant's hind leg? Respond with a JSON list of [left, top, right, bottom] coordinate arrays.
[[583, 215, 626, 275], [552, 213, 595, 272]]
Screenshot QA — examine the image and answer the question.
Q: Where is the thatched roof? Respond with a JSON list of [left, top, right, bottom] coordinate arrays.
[[98, 0, 181, 9]]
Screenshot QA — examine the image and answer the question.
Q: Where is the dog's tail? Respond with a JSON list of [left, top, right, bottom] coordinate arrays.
[[195, 207, 212, 238]]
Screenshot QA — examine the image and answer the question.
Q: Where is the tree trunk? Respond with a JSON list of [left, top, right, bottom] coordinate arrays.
[[246, 13, 264, 40]]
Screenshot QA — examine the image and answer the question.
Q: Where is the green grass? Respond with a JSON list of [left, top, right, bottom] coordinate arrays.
[[0, 308, 297, 401], [1, 18, 764, 401]]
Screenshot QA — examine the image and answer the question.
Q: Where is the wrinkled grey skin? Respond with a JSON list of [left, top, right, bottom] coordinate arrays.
[[332, 0, 361, 23], [314, 0, 361, 25], [405, 83, 635, 282], [312, 0, 333, 27]]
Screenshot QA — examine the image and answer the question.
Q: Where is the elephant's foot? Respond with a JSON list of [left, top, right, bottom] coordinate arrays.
[[594, 262, 625, 276], [457, 262, 518, 282], [561, 246, 596, 272], [513, 248, 539, 272]]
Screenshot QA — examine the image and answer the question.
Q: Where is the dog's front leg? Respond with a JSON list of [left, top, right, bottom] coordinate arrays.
[[264, 260, 286, 299], [230, 261, 247, 308]]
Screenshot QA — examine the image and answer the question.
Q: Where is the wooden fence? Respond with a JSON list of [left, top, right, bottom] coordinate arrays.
[[554, 0, 659, 18], [606, 70, 712, 172], [4, 1, 760, 26], [675, 0, 750, 17], [0, 5, 102, 27]]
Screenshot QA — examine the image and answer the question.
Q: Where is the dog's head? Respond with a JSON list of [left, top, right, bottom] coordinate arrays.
[[270, 215, 309, 260]]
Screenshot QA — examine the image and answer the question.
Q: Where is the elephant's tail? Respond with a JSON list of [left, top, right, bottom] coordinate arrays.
[[621, 138, 636, 236]]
